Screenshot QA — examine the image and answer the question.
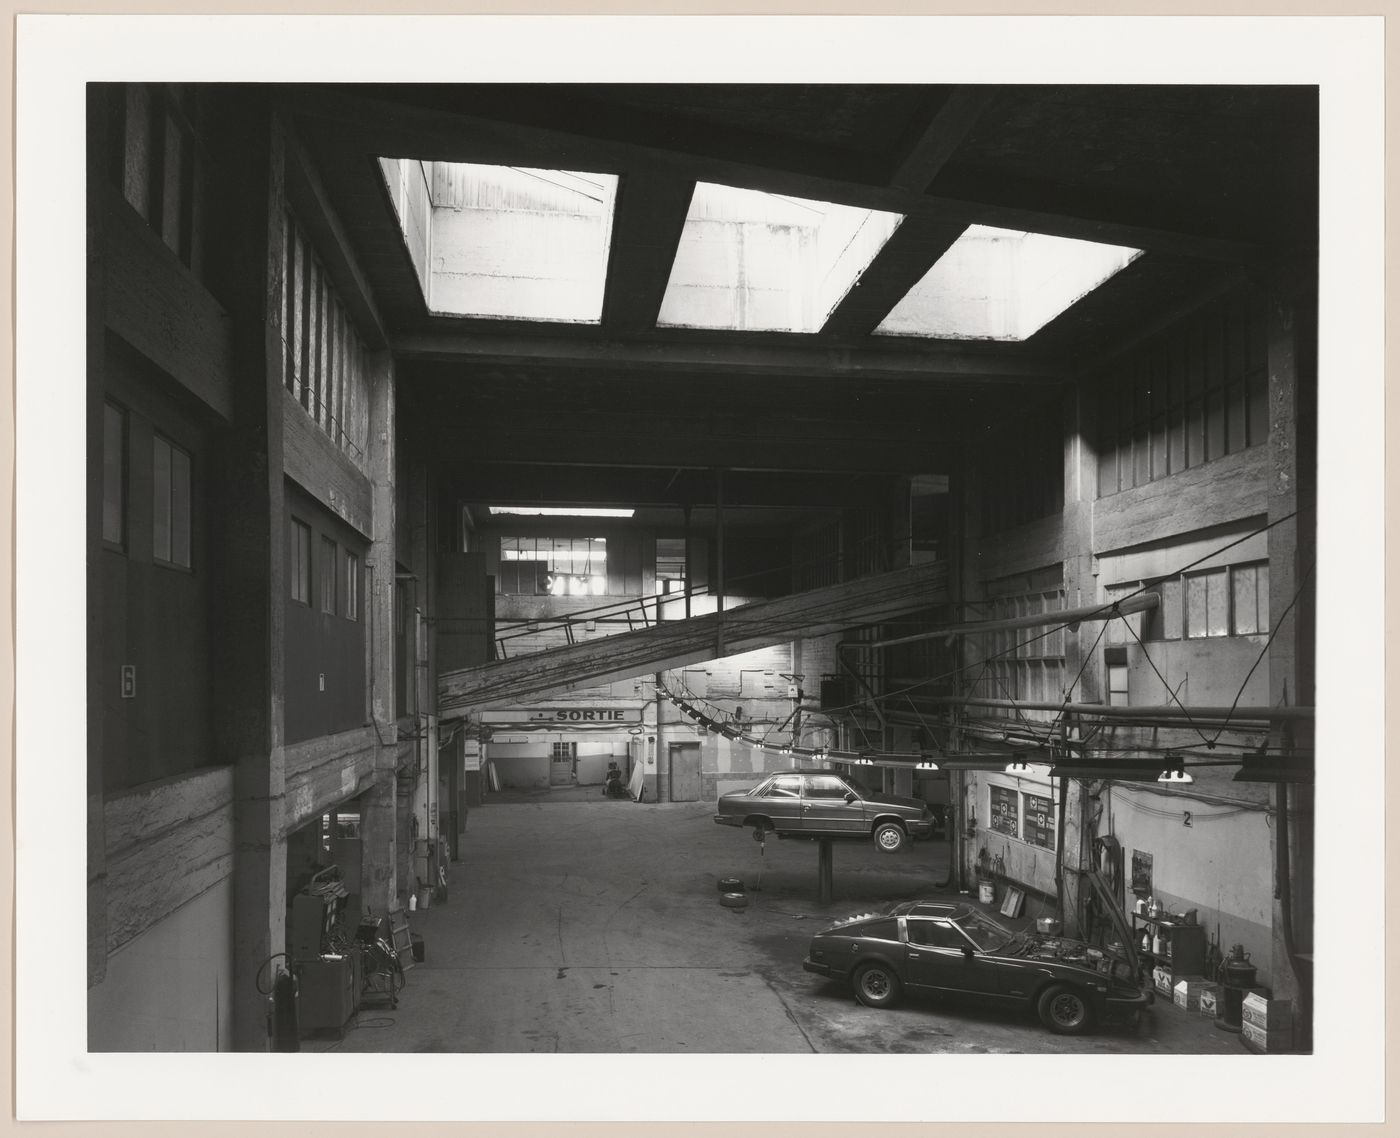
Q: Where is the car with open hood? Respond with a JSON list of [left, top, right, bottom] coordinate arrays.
[[713, 769, 935, 853], [802, 895, 1151, 1034]]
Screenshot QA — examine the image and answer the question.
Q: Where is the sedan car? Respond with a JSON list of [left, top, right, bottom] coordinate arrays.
[[802, 900, 1152, 1034], [714, 769, 935, 853]]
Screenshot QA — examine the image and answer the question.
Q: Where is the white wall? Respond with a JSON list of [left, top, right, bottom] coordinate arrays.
[[88, 878, 233, 1051], [1106, 782, 1275, 983]]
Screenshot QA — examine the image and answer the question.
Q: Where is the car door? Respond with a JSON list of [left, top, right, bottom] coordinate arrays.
[[799, 774, 866, 835], [902, 918, 1009, 998], [753, 774, 804, 834]]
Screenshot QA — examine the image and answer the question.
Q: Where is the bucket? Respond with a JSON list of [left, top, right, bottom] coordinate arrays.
[[977, 880, 995, 905], [1036, 917, 1061, 935], [411, 933, 425, 963]]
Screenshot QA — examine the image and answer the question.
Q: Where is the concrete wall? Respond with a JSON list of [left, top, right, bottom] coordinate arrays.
[[966, 770, 1060, 900], [486, 735, 631, 790], [89, 877, 233, 1051], [1104, 783, 1275, 986]]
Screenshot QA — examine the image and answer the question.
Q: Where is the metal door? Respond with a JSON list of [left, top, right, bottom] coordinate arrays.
[[668, 742, 701, 802]]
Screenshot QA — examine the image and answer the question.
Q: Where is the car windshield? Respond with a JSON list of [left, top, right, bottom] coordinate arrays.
[[955, 910, 1018, 953]]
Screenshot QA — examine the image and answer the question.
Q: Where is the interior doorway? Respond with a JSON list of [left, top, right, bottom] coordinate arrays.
[[550, 741, 576, 786], [668, 742, 701, 802]]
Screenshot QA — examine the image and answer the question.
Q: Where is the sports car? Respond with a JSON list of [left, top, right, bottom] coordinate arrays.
[[802, 900, 1152, 1034]]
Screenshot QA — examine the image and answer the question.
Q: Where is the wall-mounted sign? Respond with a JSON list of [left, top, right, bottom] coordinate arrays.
[[481, 707, 644, 726]]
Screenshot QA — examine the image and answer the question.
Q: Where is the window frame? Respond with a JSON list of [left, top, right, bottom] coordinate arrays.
[[344, 549, 360, 621], [151, 431, 192, 570], [320, 535, 338, 615], [290, 518, 313, 606]]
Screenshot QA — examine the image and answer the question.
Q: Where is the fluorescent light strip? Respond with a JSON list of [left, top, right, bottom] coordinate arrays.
[[489, 507, 635, 518]]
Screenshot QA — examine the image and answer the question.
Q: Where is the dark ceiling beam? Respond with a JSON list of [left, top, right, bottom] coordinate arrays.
[[285, 87, 1268, 265], [599, 169, 694, 336], [440, 464, 904, 509], [392, 329, 1062, 384], [888, 86, 999, 193], [819, 214, 967, 339], [409, 417, 955, 476]]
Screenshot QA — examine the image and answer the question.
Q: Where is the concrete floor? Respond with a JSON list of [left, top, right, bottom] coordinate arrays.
[[308, 792, 1251, 1055]]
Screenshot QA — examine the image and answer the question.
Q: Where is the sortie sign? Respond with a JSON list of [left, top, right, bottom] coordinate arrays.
[[481, 707, 643, 726]]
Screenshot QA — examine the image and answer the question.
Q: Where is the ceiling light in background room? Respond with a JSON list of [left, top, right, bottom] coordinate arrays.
[[488, 507, 635, 518]]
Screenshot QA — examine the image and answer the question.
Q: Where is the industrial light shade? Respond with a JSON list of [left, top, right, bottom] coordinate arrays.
[[1049, 757, 1167, 782], [1233, 755, 1314, 783]]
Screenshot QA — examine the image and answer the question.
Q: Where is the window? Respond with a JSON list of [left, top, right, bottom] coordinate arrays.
[[970, 569, 1065, 723], [906, 920, 968, 949], [103, 402, 126, 548], [1106, 658, 1130, 706], [344, 550, 360, 620], [763, 776, 802, 799], [1096, 295, 1268, 498], [989, 785, 1019, 839], [988, 783, 1058, 850], [290, 519, 312, 605], [859, 918, 900, 942], [320, 537, 338, 614], [803, 775, 849, 800], [499, 536, 607, 596], [656, 537, 687, 594], [152, 434, 191, 568], [1021, 792, 1056, 851], [1109, 561, 1269, 641]]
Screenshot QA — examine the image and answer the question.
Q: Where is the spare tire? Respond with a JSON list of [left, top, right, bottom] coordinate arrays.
[[717, 876, 744, 893], [719, 892, 749, 909]]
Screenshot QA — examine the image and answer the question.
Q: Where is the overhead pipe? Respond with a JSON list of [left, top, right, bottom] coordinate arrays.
[[846, 592, 1161, 650], [900, 695, 1314, 721]]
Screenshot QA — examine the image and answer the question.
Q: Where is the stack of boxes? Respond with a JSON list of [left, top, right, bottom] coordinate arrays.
[[1173, 977, 1218, 1013], [1241, 992, 1294, 1052]]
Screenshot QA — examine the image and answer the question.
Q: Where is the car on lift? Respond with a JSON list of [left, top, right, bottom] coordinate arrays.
[[713, 769, 935, 853], [801, 898, 1152, 1035]]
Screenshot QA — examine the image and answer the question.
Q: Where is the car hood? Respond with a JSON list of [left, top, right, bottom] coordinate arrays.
[[860, 792, 926, 811]]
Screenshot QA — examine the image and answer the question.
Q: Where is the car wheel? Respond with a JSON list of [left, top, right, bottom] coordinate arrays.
[[1037, 984, 1094, 1035], [720, 892, 749, 909], [717, 876, 744, 892], [749, 819, 773, 843], [873, 822, 907, 854], [852, 961, 902, 1009]]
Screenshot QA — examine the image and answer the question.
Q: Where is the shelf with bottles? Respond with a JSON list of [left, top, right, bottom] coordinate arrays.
[[1130, 910, 1205, 973]]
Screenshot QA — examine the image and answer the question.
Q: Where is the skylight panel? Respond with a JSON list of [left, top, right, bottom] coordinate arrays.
[[379, 158, 618, 323], [657, 182, 903, 333], [875, 225, 1143, 341]]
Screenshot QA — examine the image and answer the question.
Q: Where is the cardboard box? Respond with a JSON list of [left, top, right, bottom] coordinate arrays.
[[1242, 1018, 1293, 1053], [1198, 987, 1221, 1017], [1242, 993, 1293, 1031], [1152, 966, 1174, 997], [1173, 978, 1212, 1011]]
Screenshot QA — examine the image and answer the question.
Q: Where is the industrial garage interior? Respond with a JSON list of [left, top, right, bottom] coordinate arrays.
[[64, 17, 1365, 1103]]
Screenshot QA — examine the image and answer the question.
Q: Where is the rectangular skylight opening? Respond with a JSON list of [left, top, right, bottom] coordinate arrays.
[[488, 507, 636, 518], [379, 158, 618, 323], [657, 182, 903, 333], [874, 224, 1143, 341]]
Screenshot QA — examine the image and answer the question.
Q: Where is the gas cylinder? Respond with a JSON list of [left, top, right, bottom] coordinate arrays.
[[1215, 943, 1257, 1033]]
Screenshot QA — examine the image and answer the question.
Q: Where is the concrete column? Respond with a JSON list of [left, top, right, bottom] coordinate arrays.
[[360, 348, 398, 915], [1264, 282, 1315, 1032], [1059, 384, 1098, 935], [86, 86, 109, 990], [208, 101, 288, 1051]]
